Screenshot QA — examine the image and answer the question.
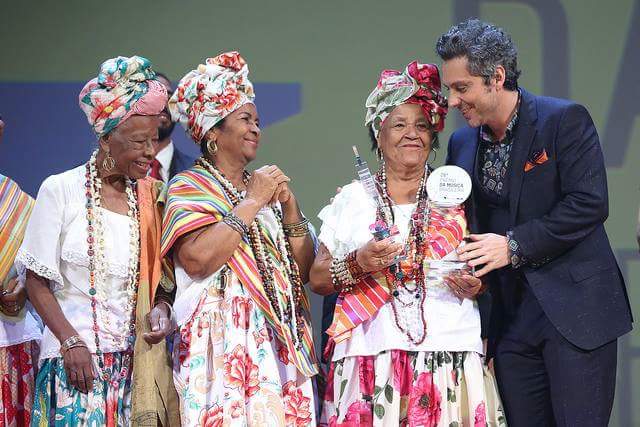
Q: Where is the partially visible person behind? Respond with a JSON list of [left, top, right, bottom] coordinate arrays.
[[311, 61, 505, 426], [0, 115, 42, 427], [637, 200, 640, 252], [16, 56, 179, 425], [162, 51, 318, 426], [439, 18, 633, 426], [150, 72, 196, 183]]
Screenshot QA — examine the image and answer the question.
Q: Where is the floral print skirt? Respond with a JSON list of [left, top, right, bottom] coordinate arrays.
[[321, 350, 506, 427], [173, 287, 316, 426], [31, 352, 131, 427], [0, 341, 39, 427]]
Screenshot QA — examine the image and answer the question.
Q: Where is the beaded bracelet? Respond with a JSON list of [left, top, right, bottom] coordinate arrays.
[[283, 218, 310, 237], [223, 212, 250, 236], [330, 256, 357, 293], [345, 250, 365, 280]]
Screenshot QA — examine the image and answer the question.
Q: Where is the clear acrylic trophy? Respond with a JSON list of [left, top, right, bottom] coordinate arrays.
[[352, 146, 402, 254], [424, 166, 474, 303]]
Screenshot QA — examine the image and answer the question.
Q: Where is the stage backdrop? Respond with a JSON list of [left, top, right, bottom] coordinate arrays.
[[1, 1, 638, 424]]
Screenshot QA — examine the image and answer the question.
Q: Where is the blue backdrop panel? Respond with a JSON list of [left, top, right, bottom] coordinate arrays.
[[0, 82, 301, 196]]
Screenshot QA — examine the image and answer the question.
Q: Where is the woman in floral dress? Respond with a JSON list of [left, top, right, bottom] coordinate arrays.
[[161, 51, 318, 426], [310, 61, 506, 426]]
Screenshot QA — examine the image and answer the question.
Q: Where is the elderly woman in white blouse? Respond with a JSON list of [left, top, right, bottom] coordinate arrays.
[[310, 61, 506, 426], [17, 56, 179, 425]]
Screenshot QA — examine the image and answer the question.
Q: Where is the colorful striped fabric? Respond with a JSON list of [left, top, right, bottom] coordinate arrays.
[[131, 177, 180, 425], [327, 205, 467, 345], [0, 174, 34, 284], [161, 166, 318, 377]]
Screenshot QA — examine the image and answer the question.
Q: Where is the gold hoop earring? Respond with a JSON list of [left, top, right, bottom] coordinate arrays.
[[102, 150, 116, 172], [207, 139, 218, 156]]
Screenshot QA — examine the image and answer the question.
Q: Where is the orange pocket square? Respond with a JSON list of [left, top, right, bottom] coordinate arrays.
[[524, 149, 549, 172]]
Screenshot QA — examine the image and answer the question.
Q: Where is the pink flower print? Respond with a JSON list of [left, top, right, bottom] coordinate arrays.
[[230, 400, 243, 418], [392, 350, 413, 396], [210, 51, 246, 71], [277, 342, 290, 365], [342, 400, 372, 426], [223, 344, 260, 398], [199, 403, 223, 427], [231, 297, 252, 330], [283, 381, 312, 426], [474, 402, 486, 427], [253, 326, 272, 346], [407, 372, 442, 427], [358, 356, 375, 396]]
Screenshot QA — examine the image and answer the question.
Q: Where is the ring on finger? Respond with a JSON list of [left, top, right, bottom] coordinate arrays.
[[68, 371, 78, 387]]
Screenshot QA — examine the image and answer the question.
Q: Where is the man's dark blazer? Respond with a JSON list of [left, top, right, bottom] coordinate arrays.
[[446, 88, 633, 351], [168, 146, 196, 181]]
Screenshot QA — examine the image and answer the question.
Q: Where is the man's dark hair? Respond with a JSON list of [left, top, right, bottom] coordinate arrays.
[[436, 18, 521, 90], [154, 70, 177, 140]]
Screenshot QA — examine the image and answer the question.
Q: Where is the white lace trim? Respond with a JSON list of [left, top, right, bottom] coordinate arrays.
[[15, 249, 64, 292], [60, 250, 129, 278], [39, 339, 129, 360]]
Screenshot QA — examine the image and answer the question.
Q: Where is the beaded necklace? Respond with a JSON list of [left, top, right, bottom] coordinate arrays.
[[85, 150, 140, 385], [195, 157, 306, 349], [375, 162, 430, 345]]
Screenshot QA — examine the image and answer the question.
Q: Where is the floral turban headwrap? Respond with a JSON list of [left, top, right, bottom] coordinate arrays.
[[365, 61, 448, 139], [169, 51, 255, 144], [79, 55, 167, 137]]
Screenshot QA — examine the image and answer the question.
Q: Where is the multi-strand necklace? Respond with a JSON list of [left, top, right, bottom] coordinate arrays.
[[195, 157, 306, 349], [85, 150, 140, 385], [375, 163, 430, 345]]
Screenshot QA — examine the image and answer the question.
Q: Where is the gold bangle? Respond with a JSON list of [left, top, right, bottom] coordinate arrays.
[[60, 335, 86, 354], [283, 218, 310, 237], [62, 341, 88, 355]]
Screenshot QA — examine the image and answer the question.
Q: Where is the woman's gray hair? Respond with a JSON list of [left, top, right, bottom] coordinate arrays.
[[436, 18, 521, 91]]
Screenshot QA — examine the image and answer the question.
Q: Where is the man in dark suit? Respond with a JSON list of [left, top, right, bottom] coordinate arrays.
[[153, 72, 195, 182], [437, 19, 632, 426]]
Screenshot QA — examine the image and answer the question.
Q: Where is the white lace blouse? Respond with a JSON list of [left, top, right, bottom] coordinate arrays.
[[318, 182, 483, 361], [15, 166, 136, 361]]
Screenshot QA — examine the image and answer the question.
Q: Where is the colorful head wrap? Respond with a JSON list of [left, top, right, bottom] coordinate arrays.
[[169, 51, 255, 144], [79, 56, 167, 137], [365, 61, 448, 138]]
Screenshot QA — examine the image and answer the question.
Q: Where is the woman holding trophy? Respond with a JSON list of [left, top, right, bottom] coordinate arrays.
[[310, 61, 506, 426]]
